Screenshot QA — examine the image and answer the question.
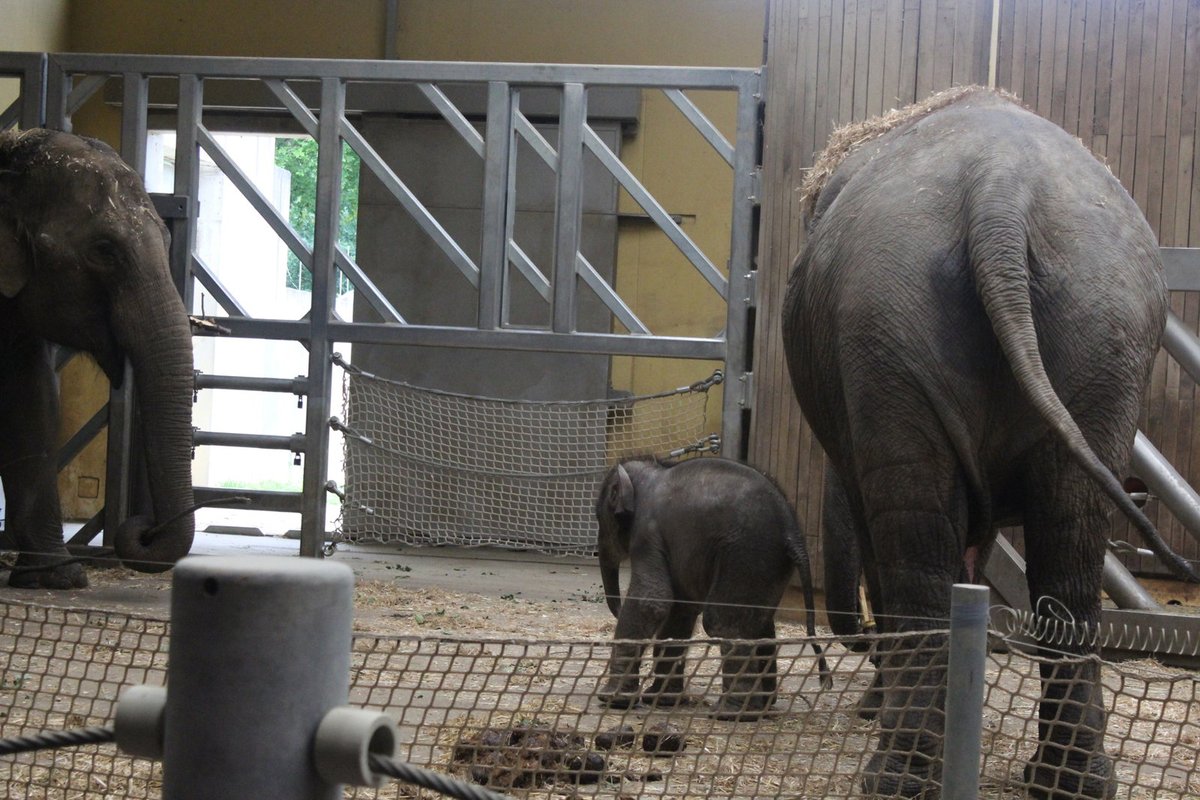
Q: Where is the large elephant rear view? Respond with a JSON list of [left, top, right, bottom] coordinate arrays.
[[0, 129, 195, 588], [781, 87, 1195, 798]]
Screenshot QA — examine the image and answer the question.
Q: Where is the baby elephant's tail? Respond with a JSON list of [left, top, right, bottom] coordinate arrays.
[[784, 520, 833, 689]]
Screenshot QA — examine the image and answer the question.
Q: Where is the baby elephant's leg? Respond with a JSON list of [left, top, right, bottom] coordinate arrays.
[[599, 594, 671, 708], [643, 603, 699, 706], [706, 607, 779, 720]]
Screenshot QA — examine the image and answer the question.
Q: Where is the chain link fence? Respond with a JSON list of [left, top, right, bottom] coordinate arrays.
[[336, 366, 721, 556], [3, 597, 1199, 798]]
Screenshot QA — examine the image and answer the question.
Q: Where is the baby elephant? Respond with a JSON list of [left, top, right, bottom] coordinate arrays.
[[595, 456, 829, 719]]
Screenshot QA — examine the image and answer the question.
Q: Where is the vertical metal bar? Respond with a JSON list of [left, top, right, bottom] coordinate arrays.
[[103, 362, 135, 547], [720, 78, 762, 460], [21, 54, 47, 130], [942, 583, 989, 800], [477, 81, 513, 331], [120, 72, 149, 171], [43, 58, 70, 131], [298, 77, 344, 559], [103, 72, 153, 533], [173, 76, 203, 310], [551, 83, 586, 334]]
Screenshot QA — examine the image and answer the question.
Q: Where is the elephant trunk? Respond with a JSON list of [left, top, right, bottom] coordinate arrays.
[[599, 547, 623, 617], [110, 247, 195, 573]]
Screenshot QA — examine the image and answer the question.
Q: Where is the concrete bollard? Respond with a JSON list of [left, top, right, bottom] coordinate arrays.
[[161, 556, 355, 800]]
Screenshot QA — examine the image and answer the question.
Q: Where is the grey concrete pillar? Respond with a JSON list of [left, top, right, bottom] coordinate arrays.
[[162, 556, 354, 800]]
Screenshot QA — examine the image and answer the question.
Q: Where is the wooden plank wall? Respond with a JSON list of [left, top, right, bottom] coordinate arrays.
[[993, 0, 1200, 575], [752, 0, 1200, 588]]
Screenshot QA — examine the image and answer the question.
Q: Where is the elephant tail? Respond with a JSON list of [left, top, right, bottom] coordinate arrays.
[[967, 185, 1199, 583], [783, 518, 833, 688]]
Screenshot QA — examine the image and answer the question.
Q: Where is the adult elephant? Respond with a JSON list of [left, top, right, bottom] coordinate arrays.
[[781, 87, 1198, 799], [0, 128, 195, 588]]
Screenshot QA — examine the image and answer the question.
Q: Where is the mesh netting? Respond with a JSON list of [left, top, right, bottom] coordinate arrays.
[[4, 597, 1200, 799], [336, 367, 721, 555]]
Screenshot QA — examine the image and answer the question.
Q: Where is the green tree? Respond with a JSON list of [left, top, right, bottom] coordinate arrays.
[[274, 137, 359, 294]]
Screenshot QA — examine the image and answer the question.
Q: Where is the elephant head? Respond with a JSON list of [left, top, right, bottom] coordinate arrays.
[[0, 128, 195, 573], [595, 462, 636, 617]]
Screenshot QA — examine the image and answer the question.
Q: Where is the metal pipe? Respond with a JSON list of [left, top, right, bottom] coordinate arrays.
[[942, 583, 990, 800], [194, 372, 309, 395], [194, 487, 304, 513], [1131, 431, 1200, 546], [193, 431, 305, 451], [1102, 551, 1161, 611], [162, 556, 354, 799], [1162, 311, 1200, 384]]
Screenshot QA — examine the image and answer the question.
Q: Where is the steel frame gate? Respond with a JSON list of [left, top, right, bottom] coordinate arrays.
[[1, 52, 764, 560]]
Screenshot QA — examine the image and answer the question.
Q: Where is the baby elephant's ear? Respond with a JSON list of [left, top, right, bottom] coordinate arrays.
[[611, 463, 636, 517], [0, 217, 30, 298]]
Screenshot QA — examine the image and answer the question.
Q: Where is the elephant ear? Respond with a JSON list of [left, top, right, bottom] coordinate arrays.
[[610, 463, 636, 518], [0, 216, 30, 298]]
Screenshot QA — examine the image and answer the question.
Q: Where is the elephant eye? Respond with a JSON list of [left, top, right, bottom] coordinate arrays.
[[90, 238, 121, 264]]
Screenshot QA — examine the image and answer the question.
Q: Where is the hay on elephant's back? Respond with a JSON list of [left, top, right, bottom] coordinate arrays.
[[799, 85, 1021, 218]]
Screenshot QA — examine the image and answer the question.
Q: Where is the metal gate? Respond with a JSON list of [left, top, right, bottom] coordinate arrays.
[[0, 52, 763, 559]]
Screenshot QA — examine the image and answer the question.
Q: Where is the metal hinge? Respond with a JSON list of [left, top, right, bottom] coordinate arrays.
[[738, 371, 755, 409]]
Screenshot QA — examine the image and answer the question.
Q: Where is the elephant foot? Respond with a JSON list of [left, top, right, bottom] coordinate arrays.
[[642, 677, 686, 706], [862, 749, 936, 798], [7, 553, 87, 589], [711, 691, 776, 721], [641, 690, 687, 710], [597, 678, 641, 709], [1024, 747, 1115, 799]]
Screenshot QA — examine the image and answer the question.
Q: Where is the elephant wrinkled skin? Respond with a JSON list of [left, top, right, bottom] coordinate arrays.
[[595, 456, 828, 720], [781, 88, 1197, 798], [0, 129, 195, 588]]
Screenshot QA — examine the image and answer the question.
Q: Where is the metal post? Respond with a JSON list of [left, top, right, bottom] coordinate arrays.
[[298, 77, 344, 558], [161, 556, 354, 799], [174, 75, 203, 310], [942, 583, 989, 800], [478, 81, 513, 331], [721, 74, 763, 461], [551, 83, 586, 334]]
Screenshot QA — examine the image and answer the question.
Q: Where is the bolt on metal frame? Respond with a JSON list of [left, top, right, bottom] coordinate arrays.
[[31, 52, 763, 560]]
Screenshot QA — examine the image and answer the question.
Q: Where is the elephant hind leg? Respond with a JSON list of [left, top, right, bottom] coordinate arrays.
[[861, 497, 967, 797], [704, 606, 780, 720], [1021, 454, 1115, 799]]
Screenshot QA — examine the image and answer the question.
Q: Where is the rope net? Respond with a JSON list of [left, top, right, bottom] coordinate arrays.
[[3, 597, 1200, 799], [337, 367, 720, 555]]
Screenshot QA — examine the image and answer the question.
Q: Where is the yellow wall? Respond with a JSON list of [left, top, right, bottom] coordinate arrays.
[[0, 0, 70, 110], [0, 1, 69, 51], [35, 0, 763, 515]]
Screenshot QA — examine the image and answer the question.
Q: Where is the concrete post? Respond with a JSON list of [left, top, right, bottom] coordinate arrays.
[[161, 556, 354, 800], [941, 583, 990, 800]]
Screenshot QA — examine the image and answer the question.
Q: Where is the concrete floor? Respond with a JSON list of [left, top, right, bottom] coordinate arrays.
[[0, 529, 609, 620]]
